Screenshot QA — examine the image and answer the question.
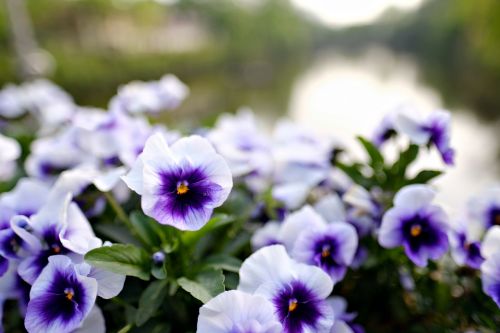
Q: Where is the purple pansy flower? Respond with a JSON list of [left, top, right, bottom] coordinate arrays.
[[395, 109, 454, 165], [480, 226, 500, 308], [251, 221, 282, 251], [15, 194, 101, 284], [449, 219, 483, 269], [238, 245, 334, 333], [122, 133, 232, 231], [371, 110, 397, 147], [197, 290, 282, 333], [24, 255, 98, 333], [109, 74, 188, 115], [208, 109, 273, 193], [292, 221, 357, 284], [378, 185, 449, 267], [0, 133, 21, 181], [467, 186, 500, 232], [277, 205, 358, 283]]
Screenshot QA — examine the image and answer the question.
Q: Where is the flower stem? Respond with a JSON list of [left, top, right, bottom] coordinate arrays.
[[103, 191, 134, 231]]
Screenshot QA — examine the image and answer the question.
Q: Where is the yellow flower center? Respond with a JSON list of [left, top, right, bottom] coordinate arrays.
[[52, 245, 61, 254], [177, 182, 189, 195], [410, 225, 422, 237], [288, 299, 298, 312], [321, 245, 331, 258], [64, 288, 74, 301]]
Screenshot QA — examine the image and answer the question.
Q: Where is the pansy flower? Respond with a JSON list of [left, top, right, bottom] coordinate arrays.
[[371, 110, 397, 147], [197, 290, 282, 333], [271, 120, 333, 209], [208, 109, 273, 193], [448, 218, 483, 269], [109, 74, 188, 115], [122, 133, 232, 231], [480, 226, 500, 308], [24, 255, 98, 333], [467, 186, 500, 232], [279, 206, 357, 283], [378, 184, 449, 267], [0, 133, 21, 181], [238, 245, 334, 333], [395, 109, 454, 165], [15, 194, 101, 284]]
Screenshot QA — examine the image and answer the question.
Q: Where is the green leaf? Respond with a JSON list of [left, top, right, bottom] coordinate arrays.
[[336, 162, 370, 188], [85, 244, 151, 281], [357, 136, 384, 169], [203, 254, 242, 273], [130, 211, 163, 248], [408, 170, 443, 184], [391, 144, 419, 177], [177, 269, 225, 303], [135, 280, 168, 326]]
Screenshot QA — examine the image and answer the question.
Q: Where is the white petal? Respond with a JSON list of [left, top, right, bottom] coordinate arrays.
[[330, 321, 354, 333], [278, 205, 326, 251], [482, 226, 500, 259], [88, 267, 125, 299], [94, 167, 127, 192], [238, 245, 294, 294], [121, 156, 145, 195], [394, 110, 429, 144], [140, 132, 177, 175], [73, 306, 105, 333], [170, 135, 216, 166], [314, 193, 347, 223], [394, 184, 435, 209], [197, 290, 281, 333]]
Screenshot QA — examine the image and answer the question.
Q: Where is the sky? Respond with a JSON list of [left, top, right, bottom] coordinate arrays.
[[290, 0, 424, 27]]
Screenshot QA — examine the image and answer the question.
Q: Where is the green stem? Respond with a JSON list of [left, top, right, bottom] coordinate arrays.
[[103, 191, 134, 231]]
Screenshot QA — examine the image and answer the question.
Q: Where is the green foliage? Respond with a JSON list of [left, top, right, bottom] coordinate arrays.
[[335, 136, 442, 198], [135, 280, 169, 326], [177, 269, 225, 304], [85, 244, 151, 281]]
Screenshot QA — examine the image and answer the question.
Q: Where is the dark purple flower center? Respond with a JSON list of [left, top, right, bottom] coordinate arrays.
[[0, 228, 23, 258], [157, 165, 222, 219], [402, 214, 440, 251], [272, 280, 323, 333], [488, 207, 500, 227], [39, 162, 72, 177], [312, 236, 341, 271], [37, 270, 87, 324]]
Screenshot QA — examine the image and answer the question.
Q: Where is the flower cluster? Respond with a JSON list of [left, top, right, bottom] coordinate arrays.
[[0, 75, 499, 332]]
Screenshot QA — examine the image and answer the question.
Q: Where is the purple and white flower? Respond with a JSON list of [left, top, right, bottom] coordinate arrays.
[[449, 218, 483, 269], [480, 226, 500, 308], [122, 133, 233, 230], [467, 186, 500, 232], [371, 110, 397, 147], [197, 290, 282, 333], [279, 206, 358, 283], [24, 255, 98, 333], [15, 194, 101, 284], [378, 184, 449, 267], [394, 109, 454, 165], [0, 133, 21, 181], [109, 74, 188, 115], [208, 109, 273, 193], [251, 221, 282, 251], [239, 245, 334, 333], [271, 120, 333, 209]]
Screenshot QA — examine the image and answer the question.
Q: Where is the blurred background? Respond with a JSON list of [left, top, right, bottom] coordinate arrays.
[[0, 0, 499, 206]]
